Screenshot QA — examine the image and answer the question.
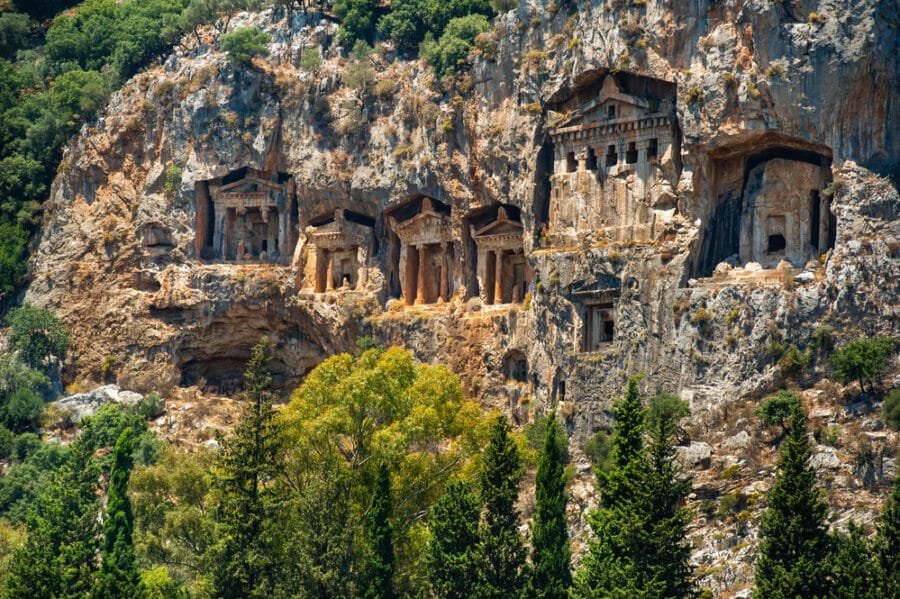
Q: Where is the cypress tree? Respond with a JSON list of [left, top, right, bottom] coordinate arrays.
[[643, 399, 695, 598], [529, 414, 571, 598], [363, 462, 395, 599], [753, 402, 830, 598], [211, 337, 284, 599], [476, 414, 525, 599], [96, 427, 143, 599], [574, 377, 695, 598], [5, 440, 100, 598], [875, 475, 900, 598], [426, 480, 480, 599], [826, 522, 879, 599]]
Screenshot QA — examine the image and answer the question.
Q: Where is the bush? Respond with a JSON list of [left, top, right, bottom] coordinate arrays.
[[646, 392, 690, 438], [0, 426, 14, 459], [334, 0, 377, 45], [135, 391, 165, 420], [778, 345, 810, 380], [421, 14, 491, 77], [3, 388, 44, 433], [830, 336, 896, 393], [0, 222, 29, 300], [755, 391, 801, 429], [583, 430, 612, 473], [163, 164, 182, 198], [883, 388, 900, 431], [299, 48, 322, 74], [524, 414, 567, 458], [220, 27, 270, 66], [0, 13, 31, 61], [5, 304, 70, 369], [12, 432, 40, 462]]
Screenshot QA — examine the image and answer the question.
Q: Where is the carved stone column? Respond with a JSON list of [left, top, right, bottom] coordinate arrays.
[[326, 252, 335, 291], [438, 242, 449, 303], [415, 244, 428, 304], [494, 250, 504, 305]]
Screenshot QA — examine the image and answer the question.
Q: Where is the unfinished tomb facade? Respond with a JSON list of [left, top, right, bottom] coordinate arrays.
[[571, 275, 621, 352], [301, 208, 375, 292], [695, 143, 835, 276], [195, 168, 298, 263], [547, 74, 678, 244], [388, 197, 456, 305], [470, 206, 531, 305]]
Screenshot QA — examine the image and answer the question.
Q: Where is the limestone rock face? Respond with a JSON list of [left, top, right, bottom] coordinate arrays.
[[21, 4, 900, 593]]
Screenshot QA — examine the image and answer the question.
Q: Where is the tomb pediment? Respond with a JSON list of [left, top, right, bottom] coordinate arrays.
[[571, 275, 621, 302], [473, 207, 524, 239], [389, 199, 452, 246]]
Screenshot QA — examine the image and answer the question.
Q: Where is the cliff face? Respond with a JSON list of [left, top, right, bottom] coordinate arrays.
[[23, 1, 899, 593]]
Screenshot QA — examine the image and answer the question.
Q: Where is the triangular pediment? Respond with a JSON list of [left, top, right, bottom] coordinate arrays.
[[393, 210, 450, 231], [474, 219, 524, 238], [219, 176, 282, 193]]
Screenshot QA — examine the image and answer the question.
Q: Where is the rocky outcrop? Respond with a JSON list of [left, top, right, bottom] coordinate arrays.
[[22, 3, 899, 594]]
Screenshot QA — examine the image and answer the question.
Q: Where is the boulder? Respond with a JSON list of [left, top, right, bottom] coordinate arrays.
[[52, 384, 144, 422], [676, 441, 713, 468], [722, 430, 752, 450], [809, 445, 841, 469]]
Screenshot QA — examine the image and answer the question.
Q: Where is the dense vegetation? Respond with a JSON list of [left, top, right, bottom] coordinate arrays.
[[0, 316, 895, 596]]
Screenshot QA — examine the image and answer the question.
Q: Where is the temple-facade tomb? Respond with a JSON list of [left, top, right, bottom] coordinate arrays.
[[388, 197, 455, 305], [470, 206, 531, 305], [547, 74, 678, 244], [195, 168, 298, 263], [300, 208, 375, 292], [694, 140, 835, 277]]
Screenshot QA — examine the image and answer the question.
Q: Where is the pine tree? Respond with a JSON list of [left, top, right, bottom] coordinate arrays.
[[754, 402, 831, 598], [476, 414, 525, 599], [426, 480, 480, 599], [573, 377, 695, 598], [363, 463, 395, 599], [96, 428, 143, 598], [875, 475, 900, 598], [5, 440, 100, 598], [529, 414, 571, 599], [211, 337, 284, 599]]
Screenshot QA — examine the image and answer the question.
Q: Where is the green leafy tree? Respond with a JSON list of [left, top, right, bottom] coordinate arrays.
[[363, 463, 395, 599], [130, 447, 216, 596], [284, 459, 355, 599], [874, 476, 900, 598], [830, 336, 896, 393], [5, 303, 69, 370], [4, 440, 100, 598], [211, 337, 284, 599], [420, 14, 490, 77], [334, 0, 377, 45], [476, 414, 525, 598], [753, 403, 831, 598], [0, 222, 28, 299], [220, 27, 270, 66], [281, 346, 485, 596], [646, 392, 690, 442], [96, 428, 143, 598], [755, 390, 802, 443], [529, 414, 571, 598], [426, 480, 480, 599]]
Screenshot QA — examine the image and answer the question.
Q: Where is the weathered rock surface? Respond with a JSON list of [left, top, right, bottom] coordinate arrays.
[[20, 2, 900, 595]]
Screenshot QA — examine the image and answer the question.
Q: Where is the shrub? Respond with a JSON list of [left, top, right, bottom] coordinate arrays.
[[717, 491, 744, 519], [3, 388, 44, 433], [299, 49, 322, 74], [0, 426, 14, 459], [524, 414, 567, 458], [830, 336, 896, 393], [334, 0, 377, 45], [883, 388, 900, 430], [421, 14, 491, 78], [163, 164, 182, 199], [778, 345, 810, 379], [583, 430, 612, 473], [646, 392, 690, 440], [220, 27, 270, 66], [135, 392, 165, 420], [755, 391, 801, 429], [12, 432, 40, 462], [0, 222, 29, 300], [4, 304, 70, 369]]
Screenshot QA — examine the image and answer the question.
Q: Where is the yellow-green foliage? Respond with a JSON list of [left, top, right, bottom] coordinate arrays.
[[280, 346, 488, 525]]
